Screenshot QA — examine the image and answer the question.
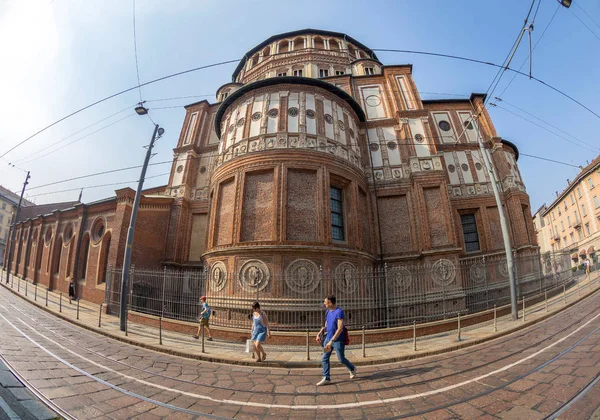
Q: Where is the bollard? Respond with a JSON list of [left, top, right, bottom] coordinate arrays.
[[563, 284, 567, 304], [413, 320, 417, 351], [25, 281, 28, 297], [59, 293, 62, 313], [45, 289, 48, 307], [362, 326, 366, 358], [493, 305, 497, 332], [545, 291, 548, 313], [457, 313, 461, 342], [159, 317, 163, 345], [522, 298, 526, 323], [35, 284, 37, 301], [76, 299, 80, 320], [201, 323, 205, 353], [98, 303, 103, 328], [306, 329, 310, 361]]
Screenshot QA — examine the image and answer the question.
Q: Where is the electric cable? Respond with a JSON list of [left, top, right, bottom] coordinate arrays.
[[519, 153, 580, 168], [570, 7, 600, 41], [132, 0, 143, 102], [574, 2, 600, 30]]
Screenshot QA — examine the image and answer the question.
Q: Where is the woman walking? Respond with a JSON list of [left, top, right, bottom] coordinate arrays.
[[68, 281, 76, 304], [250, 302, 271, 362]]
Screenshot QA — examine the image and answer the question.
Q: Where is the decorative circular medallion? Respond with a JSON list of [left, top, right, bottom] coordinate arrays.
[[461, 163, 469, 172], [267, 108, 279, 118], [228, 124, 235, 133], [475, 162, 483, 170], [431, 259, 456, 287], [348, 128, 355, 138], [91, 218, 105, 243], [337, 120, 346, 131], [438, 120, 451, 132], [464, 120, 474, 130], [497, 259, 509, 278], [238, 260, 270, 292], [288, 107, 299, 117], [306, 109, 316, 119], [200, 166, 207, 174], [448, 164, 456, 173], [251, 112, 262, 121], [236, 117, 245, 127], [335, 262, 359, 294], [388, 267, 412, 292], [176, 165, 184, 173], [324, 114, 334, 124], [210, 262, 228, 292], [414, 134, 424, 143], [366, 95, 381, 107], [469, 261, 485, 284], [369, 143, 379, 152], [285, 259, 320, 294], [387, 141, 397, 150]]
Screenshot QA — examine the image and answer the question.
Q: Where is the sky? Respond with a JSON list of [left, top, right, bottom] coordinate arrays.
[[0, 0, 599, 212]]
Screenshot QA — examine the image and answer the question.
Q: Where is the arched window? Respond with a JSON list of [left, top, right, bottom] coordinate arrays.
[[262, 46, 270, 58], [292, 37, 304, 51], [329, 39, 340, 51], [314, 37, 325, 50], [251, 54, 259, 67], [279, 40, 289, 54], [80, 233, 90, 279], [52, 237, 63, 276], [97, 232, 111, 284]]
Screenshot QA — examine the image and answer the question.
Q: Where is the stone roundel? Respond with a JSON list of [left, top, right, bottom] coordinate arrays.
[[285, 259, 320, 294], [335, 262, 359, 294], [238, 259, 270, 292], [431, 259, 456, 287], [210, 261, 228, 292], [497, 259, 509, 278], [388, 267, 412, 292], [469, 261, 485, 284]]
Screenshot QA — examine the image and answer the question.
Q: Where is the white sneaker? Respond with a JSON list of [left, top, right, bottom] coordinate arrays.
[[349, 368, 357, 379], [316, 377, 331, 386]]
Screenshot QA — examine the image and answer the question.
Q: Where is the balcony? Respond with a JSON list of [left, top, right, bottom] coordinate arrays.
[[573, 219, 582, 229]]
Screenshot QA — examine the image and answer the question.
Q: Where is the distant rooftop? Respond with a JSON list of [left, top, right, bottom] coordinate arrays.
[[0, 185, 34, 207]]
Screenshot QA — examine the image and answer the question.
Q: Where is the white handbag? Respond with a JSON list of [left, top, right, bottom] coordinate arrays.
[[245, 339, 253, 353]]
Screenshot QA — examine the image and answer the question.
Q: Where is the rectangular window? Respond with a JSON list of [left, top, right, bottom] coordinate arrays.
[[582, 204, 587, 216], [563, 236, 567, 244], [578, 230, 583, 241], [567, 216, 571, 226], [1, 203, 5, 209], [460, 214, 480, 252], [558, 208, 561, 216], [570, 232, 575, 244], [319, 68, 329, 77], [578, 188, 582, 198], [335, 70, 345, 76], [570, 195, 575, 204], [396, 76, 415, 110], [0, 215, 3, 224], [561, 221, 565, 231], [586, 223, 591, 235], [330, 187, 345, 241], [183, 112, 198, 145], [564, 202, 568, 211], [292, 69, 302, 77], [594, 196, 600, 208], [552, 211, 555, 220], [277, 72, 287, 77], [589, 178, 595, 188], [364, 67, 375, 75]]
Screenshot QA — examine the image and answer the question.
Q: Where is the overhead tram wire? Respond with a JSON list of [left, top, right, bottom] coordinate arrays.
[[132, 0, 143, 103], [4, 40, 600, 160], [569, 7, 600, 42], [574, 2, 600, 31], [519, 153, 580, 168]]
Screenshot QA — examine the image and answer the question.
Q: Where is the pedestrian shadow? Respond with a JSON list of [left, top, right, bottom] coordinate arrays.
[[366, 365, 438, 380]]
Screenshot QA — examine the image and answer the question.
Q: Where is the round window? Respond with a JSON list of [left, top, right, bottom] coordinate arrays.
[[251, 112, 262, 121], [369, 143, 379, 152], [176, 165, 184, 173], [91, 218, 105, 243], [448, 164, 456, 173], [236, 117, 245, 127], [200, 166, 207, 174], [475, 162, 483, 170], [387, 141, 397, 150], [464, 120, 474, 130], [461, 164, 469, 172], [337, 120, 345, 131], [306, 109, 316, 119], [414, 134, 424, 143], [288, 107, 299, 117], [324, 114, 334, 124], [267, 109, 279, 118], [228, 124, 235, 133], [438, 121, 451, 132]]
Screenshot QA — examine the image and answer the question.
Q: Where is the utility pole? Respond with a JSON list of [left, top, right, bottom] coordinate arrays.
[[5, 171, 31, 284], [119, 123, 163, 331], [473, 123, 518, 320]]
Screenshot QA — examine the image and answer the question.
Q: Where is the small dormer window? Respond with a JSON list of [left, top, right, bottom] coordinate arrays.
[[335, 70, 345, 76], [220, 91, 229, 101], [364, 67, 375, 75], [293, 69, 303, 77], [319, 68, 329, 78], [277, 72, 287, 77]]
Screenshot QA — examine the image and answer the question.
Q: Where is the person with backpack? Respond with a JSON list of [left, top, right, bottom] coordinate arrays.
[[193, 296, 213, 341], [316, 295, 356, 386]]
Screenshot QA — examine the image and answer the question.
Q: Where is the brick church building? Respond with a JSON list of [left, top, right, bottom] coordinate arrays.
[[4, 29, 537, 318]]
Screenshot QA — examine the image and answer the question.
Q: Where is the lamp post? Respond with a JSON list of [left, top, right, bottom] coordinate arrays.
[[119, 105, 164, 331]]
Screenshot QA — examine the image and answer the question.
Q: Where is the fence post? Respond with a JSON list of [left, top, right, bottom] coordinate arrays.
[[18, 277, 20, 292], [457, 312, 461, 342], [493, 304, 497, 332], [59, 293, 62, 313], [362, 325, 366, 358], [384, 263, 390, 328], [98, 303, 103, 328], [545, 291, 548, 313], [159, 317, 163, 345], [45, 289, 48, 306], [161, 266, 167, 318], [34, 284, 37, 301], [563, 284, 567, 304], [306, 329, 310, 361], [201, 323, 205, 353], [522, 298, 525, 322], [25, 281, 27, 297], [77, 299, 80, 320], [413, 320, 417, 351]]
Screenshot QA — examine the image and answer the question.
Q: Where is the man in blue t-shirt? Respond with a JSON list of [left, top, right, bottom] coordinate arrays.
[[316, 295, 356, 386], [193, 296, 213, 341]]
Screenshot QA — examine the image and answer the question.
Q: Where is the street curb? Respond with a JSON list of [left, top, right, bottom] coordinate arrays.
[[2, 278, 599, 368]]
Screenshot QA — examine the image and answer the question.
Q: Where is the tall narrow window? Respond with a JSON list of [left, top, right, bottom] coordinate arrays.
[[567, 216, 571, 226], [330, 187, 345, 241], [292, 69, 302, 77], [277, 72, 287, 77], [594, 196, 600, 208], [582, 204, 587, 216], [319, 68, 329, 78], [460, 214, 480, 252], [184, 112, 198, 144]]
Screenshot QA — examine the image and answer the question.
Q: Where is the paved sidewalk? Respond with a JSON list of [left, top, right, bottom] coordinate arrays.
[[1, 270, 599, 368]]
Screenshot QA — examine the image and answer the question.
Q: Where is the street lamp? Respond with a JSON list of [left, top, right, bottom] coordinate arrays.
[[557, 0, 571, 8], [119, 109, 164, 332]]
